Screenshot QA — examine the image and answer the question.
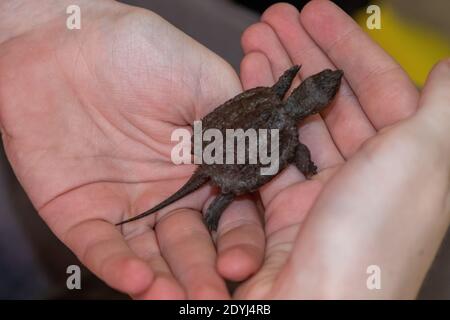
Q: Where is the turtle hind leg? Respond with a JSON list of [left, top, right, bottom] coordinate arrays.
[[293, 142, 317, 179], [204, 193, 235, 231], [272, 65, 301, 99]]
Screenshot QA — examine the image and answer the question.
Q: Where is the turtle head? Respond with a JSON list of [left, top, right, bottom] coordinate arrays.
[[284, 69, 343, 121]]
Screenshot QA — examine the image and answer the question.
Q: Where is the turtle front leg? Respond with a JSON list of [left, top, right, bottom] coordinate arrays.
[[293, 142, 317, 179], [204, 192, 235, 231], [271, 65, 301, 99]]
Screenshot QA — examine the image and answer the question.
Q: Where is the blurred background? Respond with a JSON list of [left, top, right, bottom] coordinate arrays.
[[1, 0, 449, 299]]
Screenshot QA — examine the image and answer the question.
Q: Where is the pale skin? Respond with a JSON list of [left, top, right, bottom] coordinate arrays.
[[0, 0, 448, 299]]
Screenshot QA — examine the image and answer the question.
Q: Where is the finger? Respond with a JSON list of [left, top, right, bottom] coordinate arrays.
[[242, 177, 324, 298], [420, 59, 450, 112], [234, 224, 299, 299], [242, 23, 297, 80], [300, 0, 419, 129], [156, 209, 229, 299], [264, 178, 324, 236], [234, 179, 324, 299], [63, 219, 154, 296], [261, 3, 376, 157], [240, 51, 275, 89], [126, 229, 186, 299], [212, 194, 265, 282], [417, 59, 450, 158]]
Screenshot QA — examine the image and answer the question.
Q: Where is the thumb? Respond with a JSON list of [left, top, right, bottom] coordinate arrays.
[[420, 59, 450, 109], [415, 59, 450, 158], [408, 59, 450, 164]]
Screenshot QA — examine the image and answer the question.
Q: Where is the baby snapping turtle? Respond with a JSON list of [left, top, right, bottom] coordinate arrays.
[[117, 66, 343, 231]]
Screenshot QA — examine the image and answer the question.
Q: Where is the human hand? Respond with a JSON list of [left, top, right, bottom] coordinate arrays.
[[237, 0, 449, 299], [0, 0, 266, 299]]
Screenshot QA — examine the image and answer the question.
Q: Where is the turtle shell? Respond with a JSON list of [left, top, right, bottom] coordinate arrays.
[[194, 86, 297, 194]]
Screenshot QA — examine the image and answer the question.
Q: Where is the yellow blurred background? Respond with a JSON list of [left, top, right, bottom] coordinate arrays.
[[354, 0, 450, 86]]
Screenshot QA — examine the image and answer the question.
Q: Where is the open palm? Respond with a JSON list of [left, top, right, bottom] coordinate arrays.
[[0, 0, 266, 299], [234, 1, 448, 298]]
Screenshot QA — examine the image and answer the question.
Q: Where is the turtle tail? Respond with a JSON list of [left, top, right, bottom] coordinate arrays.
[[116, 168, 209, 226]]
